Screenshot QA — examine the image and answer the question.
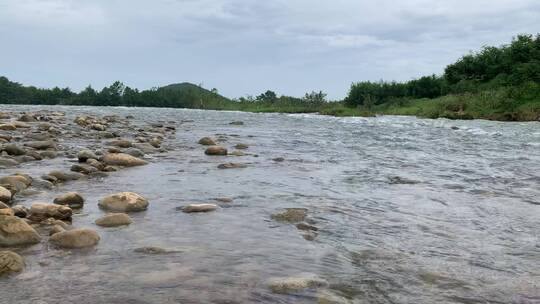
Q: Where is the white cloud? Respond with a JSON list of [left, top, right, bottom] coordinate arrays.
[[0, 0, 539, 99]]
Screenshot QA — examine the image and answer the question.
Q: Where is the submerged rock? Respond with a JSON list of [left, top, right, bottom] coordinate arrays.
[[217, 162, 247, 169], [271, 208, 308, 223], [49, 228, 100, 248], [53, 192, 85, 209], [0, 251, 24, 276], [267, 275, 328, 294], [99, 192, 149, 212], [388, 176, 419, 185], [234, 143, 249, 149], [95, 213, 133, 227], [102, 153, 148, 167], [214, 197, 233, 203], [204, 146, 227, 156], [0, 215, 41, 246], [181, 203, 218, 213], [134, 246, 168, 254]]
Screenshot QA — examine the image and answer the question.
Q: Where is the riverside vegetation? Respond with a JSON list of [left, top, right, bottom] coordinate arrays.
[[1, 34, 539, 121]]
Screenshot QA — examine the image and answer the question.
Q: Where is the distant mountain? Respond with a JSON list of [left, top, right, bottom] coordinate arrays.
[[159, 82, 231, 101]]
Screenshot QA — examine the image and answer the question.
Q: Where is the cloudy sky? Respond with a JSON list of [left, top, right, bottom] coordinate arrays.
[[1, 0, 539, 99]]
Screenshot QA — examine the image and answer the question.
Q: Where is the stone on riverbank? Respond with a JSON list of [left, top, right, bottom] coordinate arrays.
[[29, 203, 72, 221], [0, 251, 24, 276], [0, 215, 41, 246], [49, 228, 100, 248], [53, 192, 85, 209], [77, 149, 98, 162], [99, 192, 149, 212], [102, 153, 148, 167], [0, 186, 12, 203]]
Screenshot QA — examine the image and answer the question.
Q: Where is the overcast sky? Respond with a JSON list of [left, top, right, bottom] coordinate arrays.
[[1, 0, 539, 99]]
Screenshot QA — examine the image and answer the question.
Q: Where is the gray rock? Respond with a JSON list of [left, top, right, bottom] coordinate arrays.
[[99, 192, 149, 212]]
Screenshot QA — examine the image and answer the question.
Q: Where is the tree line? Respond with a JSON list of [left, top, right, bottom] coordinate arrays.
[[344, 34, 540, 107]]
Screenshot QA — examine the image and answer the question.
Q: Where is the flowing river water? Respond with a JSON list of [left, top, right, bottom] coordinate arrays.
[[1, 105, 539, 304]]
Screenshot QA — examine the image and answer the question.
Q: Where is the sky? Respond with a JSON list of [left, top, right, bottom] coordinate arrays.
[[1, 0, 539, 99]]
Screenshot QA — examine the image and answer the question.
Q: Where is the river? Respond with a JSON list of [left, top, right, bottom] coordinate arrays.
[[1, 105, 539, 304]]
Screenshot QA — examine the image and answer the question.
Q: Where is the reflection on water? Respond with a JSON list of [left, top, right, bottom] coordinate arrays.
[[1, 105, 540, 304]]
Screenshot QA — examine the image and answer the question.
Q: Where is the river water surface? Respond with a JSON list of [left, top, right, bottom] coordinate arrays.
[[1, 105, 539, 304]]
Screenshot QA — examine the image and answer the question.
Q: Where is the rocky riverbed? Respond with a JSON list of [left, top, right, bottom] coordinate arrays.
[[0, 105, 539, 304]]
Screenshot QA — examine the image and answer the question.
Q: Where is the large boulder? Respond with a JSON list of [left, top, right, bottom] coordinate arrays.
[[98, 192, 149, 212], [181, 203, 218, 213], [49, 228, 100, 248], [95, 213, 133, 227], [205, 146, 228, 156], [53, 192, 85, 209], [0, 215, 41, 246], [0, 251, 24, 276], [102, 153, 148, 167], [0, 186, 12, 203], [29, 203, 72, 221]]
